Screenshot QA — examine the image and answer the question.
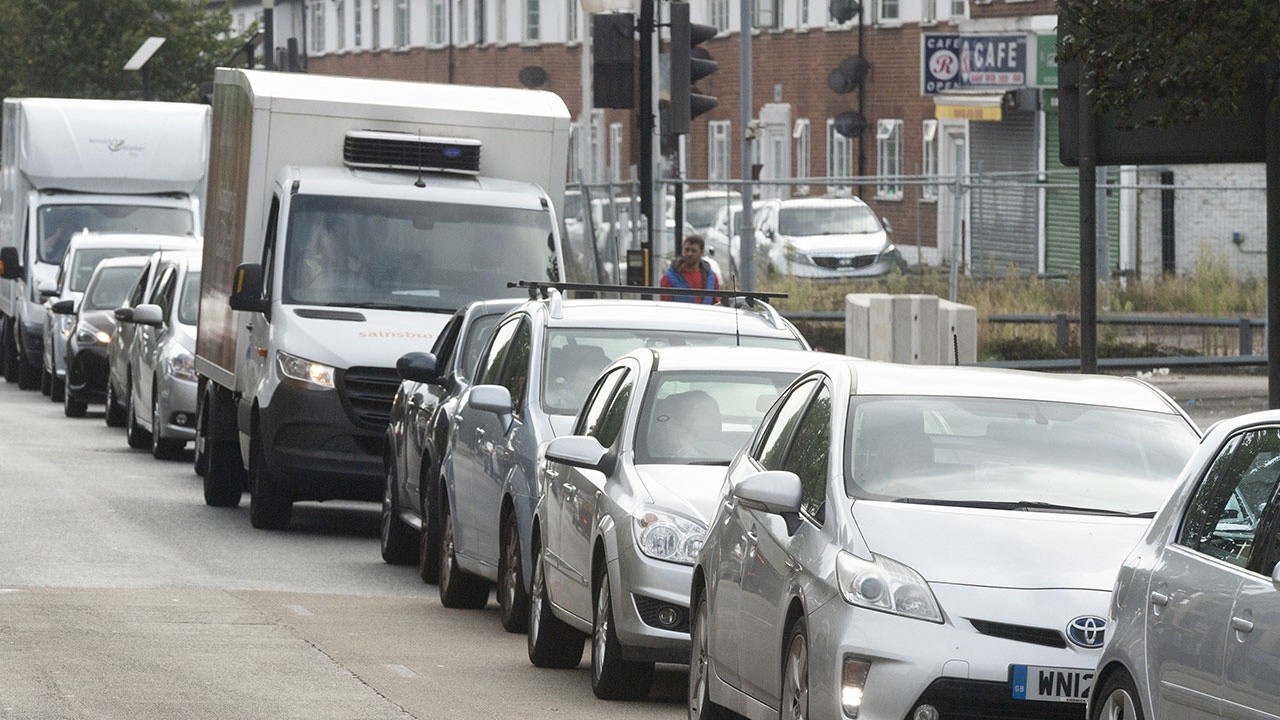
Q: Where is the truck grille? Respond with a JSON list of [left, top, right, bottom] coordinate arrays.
[[337, 366, 401, 431], [344, 130, 482, 175]]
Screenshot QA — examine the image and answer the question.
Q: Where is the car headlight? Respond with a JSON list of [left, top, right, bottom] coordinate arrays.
[[75, 324, 111, 346], [276, 350, 335, 390], [879, 242, 899, 258], [634, 509, 707, 566], [836, 550, 943, 623], [164, 349, 198, 382]]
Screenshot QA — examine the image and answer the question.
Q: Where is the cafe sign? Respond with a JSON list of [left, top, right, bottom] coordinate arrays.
[[922, 34, 1028, 94]]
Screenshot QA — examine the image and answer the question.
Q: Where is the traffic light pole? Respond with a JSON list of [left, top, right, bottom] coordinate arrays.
[[638, 0, 655, 285], [739, 0, 755, 291]]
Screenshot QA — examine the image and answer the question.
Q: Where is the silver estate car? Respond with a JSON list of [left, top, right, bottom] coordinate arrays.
[[527, 346, 820, 700], [690, 358, 1201, 720], [437, 288, 809, 634], [1090, 409, 1280, 720], [121, 251, 201, 460]]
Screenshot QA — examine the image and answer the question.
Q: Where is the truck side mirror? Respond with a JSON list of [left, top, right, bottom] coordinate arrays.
[[132, 304, 165, 327], [38, 282, 58, 299], [0, 246, 20, 280], [228, 263, 270, 314], [50, 299, 76, 315]]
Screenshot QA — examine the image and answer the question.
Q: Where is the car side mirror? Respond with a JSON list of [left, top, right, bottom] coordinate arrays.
[[734, 470, 803, 534], [38, 281, 58, 299], [132, 304, 165, 327], [545, 435, 615, 475], [396, 352, 442, 385], [114, 307, 135, 322], [228, 263, 270, 315], [881, 217, 894, 234], [0, 246, 21, 280], [469, 384, 514, 433], [50, 299, 76, 315]]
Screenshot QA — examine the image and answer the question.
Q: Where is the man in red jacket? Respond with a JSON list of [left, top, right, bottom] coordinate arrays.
[[660, 235, 719, 303]]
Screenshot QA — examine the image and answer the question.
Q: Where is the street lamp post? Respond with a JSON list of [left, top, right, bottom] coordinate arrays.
[[123, 36, 166, 100]]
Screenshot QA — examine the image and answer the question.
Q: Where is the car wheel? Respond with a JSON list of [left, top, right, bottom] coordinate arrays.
[[50, 373, 65, 403], [40, 365, 51, 395], [527, 539, 585, 668], [498, 515, 530, 632], [1090, 670, 1145, 720], [2, 318, 18, 383], [418, 472, 441, 584], [689, 592, 731, 720], [151, 386, 185, 460], [380, 463, 417, 565], [62, 370, 87, 417], [248, 434, 292, 530], [16, 346, 40, 390], [781, 618, 810, 720], [437, 498, 490, 609], [125, 380, 152, 449], [591, 568, 654, 700], [104, 381, 125, 427]]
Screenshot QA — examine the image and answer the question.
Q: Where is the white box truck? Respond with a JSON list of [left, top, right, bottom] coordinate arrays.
[[0, 98, 209, 390], [196, 68, 569, 530]]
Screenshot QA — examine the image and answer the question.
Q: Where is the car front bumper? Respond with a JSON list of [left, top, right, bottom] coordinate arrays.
[[155, 374, 198, 442], [609, 544, 696, 664], [66, 345, 108, 402]]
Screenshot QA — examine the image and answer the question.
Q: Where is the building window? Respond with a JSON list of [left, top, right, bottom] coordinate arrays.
[[372, 0, 381, 49], [497, 0, 508, 43], [922, 120, 938, 201], [429, 0, 447, 44], [826, 119, 852, 195], [950, 0, 966, 21], [394, 0, 409, 46], [876, 119, 904, 200], [710, 0, 730, 32], [797, 0, 811, 29], [922, 0, 937, 24], [475, 0, 487, 43], [524, 0, 540, 41], [354, 0, 363, 46], [310, 1, 326, 53], [335, 0, 346, 49], [709, 121, 731, 188], [565, 0, 578, 43], [874, 0, 900, 24], [755, 0, 779, 29], [794, 119, 810, 197]]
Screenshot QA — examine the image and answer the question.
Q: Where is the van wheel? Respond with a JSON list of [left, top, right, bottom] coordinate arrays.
[[192, 393, 210, 476], [437, 499, 491, 609], [125, 380, 152, 449], [527, 540, 585, 668], [498, 515, 530, 633], [1, 318, 18, 383], [249, 435, 292, 530], [104, 382, 126, 427], [380, 464, 417, 565], [591, 569, 654, 700]]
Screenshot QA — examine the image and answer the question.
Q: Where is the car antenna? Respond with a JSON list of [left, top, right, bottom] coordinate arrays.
[[414, 130, 426, 188]]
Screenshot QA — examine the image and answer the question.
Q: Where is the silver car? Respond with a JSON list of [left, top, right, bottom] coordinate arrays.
[[761, 197, 905, 278], [527, 345, 820, 700], [437, 288, 809, 635], [1090, 409, 1280, 720], [121, 251, 201, 459], [691, 358, 1200, 720]]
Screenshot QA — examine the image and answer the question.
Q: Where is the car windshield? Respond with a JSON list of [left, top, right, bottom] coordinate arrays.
[[779, 205, 882, 236], [178, 271, 201, 325], [636, 370, 798, 465], [39, 205, 195, 265], [282, 195, 556, 310], [845, 396, 1199, 516], [67, 247, 161, 293], [84, 266, 145, 311], [459, 313, 503, 383], [542, 329, 803, 415], [687, 196, 740, 230]]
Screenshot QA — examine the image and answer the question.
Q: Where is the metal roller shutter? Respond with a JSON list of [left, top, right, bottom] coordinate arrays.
[[969, 111, 1038, 277]]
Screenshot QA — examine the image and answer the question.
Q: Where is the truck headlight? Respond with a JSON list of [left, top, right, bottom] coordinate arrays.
[[634, 509, 706, 566], [276, 350, 335, 390], [836, 550, 943, 623], [75, 324, 111, 346]]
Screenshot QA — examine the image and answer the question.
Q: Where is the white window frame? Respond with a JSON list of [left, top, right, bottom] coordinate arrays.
[[353, 0, 363, 47], [565, 0, 579, 43], [496, 0, 509, 44], [794, 119, 811, 197], [709, 121, 731, 189], [310, 1, 326, 53], [335, 0, 346, 49], [950, 0, 967, 22], [609, 122, 625, 183], [394, 0, 410, 47], [428, 0, 447, 45], [755, 0, 780, 30], [456, 0, 470, 44], [874, 0, 901, 25], [921, 120, 938, 201], [922, 0, 937, 25], [372, 0, 381, 49], [475, 0, 487, 43], [876, 119, 904, 201], [524, 0, 540, 42], [710, 0, 731, 33], [825, 119, 852, 196], [796, 0, 811, 30]]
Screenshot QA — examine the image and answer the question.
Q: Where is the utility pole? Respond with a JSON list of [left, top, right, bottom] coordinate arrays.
[[739, 0, 755, 291], [638, 0, 655, 284]]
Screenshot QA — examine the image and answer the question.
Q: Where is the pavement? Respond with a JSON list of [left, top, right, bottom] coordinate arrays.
[[1123, 368, 1270, 427]]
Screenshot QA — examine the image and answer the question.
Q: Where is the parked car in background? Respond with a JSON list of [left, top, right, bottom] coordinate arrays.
[[690, 358, 1201, 720], [436, 287, 809, 636], [527, 346, 820, 700], [679, 190, 741, 237], [1090, 409, 1280, 720], [703, 201, 779, 277], [42, 233, 197, 402], [119, 251, 201, 460], [381, 298, 522, 580], [760, 196, 905, 278], [50, 255, 149, 417]]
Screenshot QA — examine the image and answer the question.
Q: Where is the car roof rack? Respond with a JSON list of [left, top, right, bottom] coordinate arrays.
[[508, 281, 792, 331]]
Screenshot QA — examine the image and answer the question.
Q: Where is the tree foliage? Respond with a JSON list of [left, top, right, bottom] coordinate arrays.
[[0, 0, 247, 103], [1058, 0, 1280, 128]]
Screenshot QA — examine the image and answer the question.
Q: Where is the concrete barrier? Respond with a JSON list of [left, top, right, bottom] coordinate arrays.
[[846, 293, 977, 364]]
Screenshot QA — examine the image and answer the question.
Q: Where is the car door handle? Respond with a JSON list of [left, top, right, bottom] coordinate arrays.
[[744, 530, 758, 552], [562, 483, 577, 500], [245, 323, 253, 331], [784, 557, 801, 572], [1150, 591, 1169, 607], [544, 468, 560, 481], [1231, 616, 1255, 634], [475, 428, 486, 440]]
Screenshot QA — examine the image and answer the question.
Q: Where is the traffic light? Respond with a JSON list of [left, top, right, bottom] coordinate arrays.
[[667, 2, 718, 136], [593, 13, 635, 109]]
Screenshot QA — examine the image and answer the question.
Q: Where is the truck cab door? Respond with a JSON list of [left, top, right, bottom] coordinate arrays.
[[242, 194, 280, 401]]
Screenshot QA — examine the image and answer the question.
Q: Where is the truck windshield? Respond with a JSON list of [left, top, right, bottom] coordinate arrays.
[[282, 195, 556, 310], [38, 205, 195, 265]]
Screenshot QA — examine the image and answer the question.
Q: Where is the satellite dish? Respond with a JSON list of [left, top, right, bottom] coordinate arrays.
[[518, 66, 549, 89], [826, 56, 868, 94], [834, 111, 867, 139], [828, 0, 862, 24]]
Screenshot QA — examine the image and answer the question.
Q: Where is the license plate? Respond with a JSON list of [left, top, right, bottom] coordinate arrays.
[[1011, 665, 1093, 703]]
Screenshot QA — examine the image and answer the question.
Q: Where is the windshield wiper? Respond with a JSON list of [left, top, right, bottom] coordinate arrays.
[[686, 460, 731, 466], [332, 302, 454, 313], [890, 497, 1154, 517]]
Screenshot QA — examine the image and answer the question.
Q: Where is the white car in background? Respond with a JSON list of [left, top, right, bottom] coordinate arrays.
[[761, 196, 906, 278]]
